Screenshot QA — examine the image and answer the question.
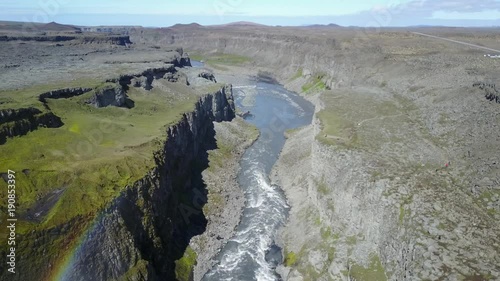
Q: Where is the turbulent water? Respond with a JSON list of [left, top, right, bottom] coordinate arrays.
[[202, 80, 314, 281]]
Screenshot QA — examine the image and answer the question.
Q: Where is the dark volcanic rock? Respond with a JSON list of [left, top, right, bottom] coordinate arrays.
[[0, 107, 42, 124], [109, 65, 187, 90], [0, 34, 132, 46], [473, 82, 500, 104], [86, 86, 128, 108], [0, 112, 63, 145], [39, 87, 93, 103], [198, 71, 217, 83]]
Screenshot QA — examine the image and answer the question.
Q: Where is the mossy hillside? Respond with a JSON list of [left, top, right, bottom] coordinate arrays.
[[284, 240, 337, 280], [114, 259, 150, 281], [0, 79, 229, 280], [290, 68, 304, 81], [284, 250, 298, 267], [348, 254, 388, 281], [0, 80, 223, 232], [0, 78, 106, 110], [316, 89, 402, 150], [188, 52, 252, 69], [301, 73, 327, 93], [175, 246, 197, 281]]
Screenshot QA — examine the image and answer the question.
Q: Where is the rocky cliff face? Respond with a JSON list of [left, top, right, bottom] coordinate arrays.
[[0, 108, 63, 145], [0, 35, 133, 46], [39, 87, 93, 104], [59, 85, 235, 281], [85, 85, 128, 108], [108, 65, 189, 91], [0, 107, 43, 124]]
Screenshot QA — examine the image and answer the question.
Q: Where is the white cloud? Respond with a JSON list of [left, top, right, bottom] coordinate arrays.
[[394, 0, 500, 15], [432, 10, 500, 19]]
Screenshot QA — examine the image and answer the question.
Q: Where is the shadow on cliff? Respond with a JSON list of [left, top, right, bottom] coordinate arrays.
[[44, 91, 235, 281], [114, 120, 216, 280]]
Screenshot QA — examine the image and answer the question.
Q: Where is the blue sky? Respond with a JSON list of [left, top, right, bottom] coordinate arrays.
[[1, 0, 500, 27]]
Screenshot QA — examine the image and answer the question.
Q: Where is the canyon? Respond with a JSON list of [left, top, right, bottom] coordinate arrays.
[[152, 24, 500, 281], [0, 21, 499, 281]]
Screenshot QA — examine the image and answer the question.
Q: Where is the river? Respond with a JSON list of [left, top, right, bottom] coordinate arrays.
[[193, 63, 314, 281]]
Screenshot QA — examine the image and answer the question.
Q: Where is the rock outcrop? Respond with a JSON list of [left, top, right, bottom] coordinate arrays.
[[85, 85, 128, 108], [0, 107, 43, 124], [473, 82, 499, 103], [78, 35, 132, 46], [0, 110, 63, 144], [198, 72, 217, 83], [39, 87, 93, 103], [0, 35, 132, 46], [109, 65, 189, 91]]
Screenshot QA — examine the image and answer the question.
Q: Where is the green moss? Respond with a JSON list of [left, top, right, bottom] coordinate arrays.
[[175, 246, 197, 281], [189, 54, 204, 61], [187, 52, 251, 69], [0, 78, 105, 110], [321, 227, 332, 240], [209, 53, 251, 65], [399, 205, 405, 225], [290, 68, 303, 81], [350, 254, 388, 281], [327, 246, 336, 263], [115, 259, 150, 281], [314, 215, 322, 226], [316, 177, 330, 195], [206, 142, 233, 171], [463, 274, 494, 281], [438, 113, 449, 125], [316, 107, 357, 148], [285, 127, 302, 136], [284, 251, 298, 267], [347, 236, 357, 246], [0, 85, 201, 228], [302, 73, 327, 93], [0, 80, 216, 234], [202, 118, 258, 217]]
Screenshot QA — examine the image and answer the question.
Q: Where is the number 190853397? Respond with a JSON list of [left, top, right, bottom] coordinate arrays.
[[6, 170, 17, 274]]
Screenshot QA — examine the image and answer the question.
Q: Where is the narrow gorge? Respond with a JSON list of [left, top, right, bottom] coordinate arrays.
[[1, 20, 499, 281]]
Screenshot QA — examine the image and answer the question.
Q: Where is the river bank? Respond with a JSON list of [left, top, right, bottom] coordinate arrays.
[[187, 65, 315, 281]]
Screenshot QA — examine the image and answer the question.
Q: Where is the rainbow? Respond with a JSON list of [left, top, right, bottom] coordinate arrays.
[[45, 213, 104, 281]]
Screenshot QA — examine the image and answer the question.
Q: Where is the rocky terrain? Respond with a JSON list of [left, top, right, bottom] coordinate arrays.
[[0, 20, 499, 281], [152, 25, 500, 280]]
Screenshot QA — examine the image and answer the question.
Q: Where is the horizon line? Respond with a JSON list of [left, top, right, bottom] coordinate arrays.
[[1, 19, 500, 29]]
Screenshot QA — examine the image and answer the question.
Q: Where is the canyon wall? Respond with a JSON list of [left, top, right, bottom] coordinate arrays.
[[61, 86, 235, 281], [148, 26, 500, 280], [7, 85, 236, 281]]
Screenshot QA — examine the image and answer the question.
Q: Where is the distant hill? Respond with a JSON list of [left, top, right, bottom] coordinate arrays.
[[212, 21, 268, 27], [305, 23, 341, 28], [170, 23, 203, 29], [42, 21, 81, 32]]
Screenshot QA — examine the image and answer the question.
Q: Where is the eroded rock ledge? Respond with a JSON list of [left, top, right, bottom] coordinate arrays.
[[0, 107, 63, 145], [39, 87, 93, 103]]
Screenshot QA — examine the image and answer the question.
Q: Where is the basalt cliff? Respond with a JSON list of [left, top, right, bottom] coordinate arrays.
[[142, 25, 500, 280]]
